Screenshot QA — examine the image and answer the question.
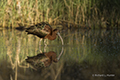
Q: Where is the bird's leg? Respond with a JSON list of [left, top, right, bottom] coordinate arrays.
[[44, 39, 47, 52], [44, 39, 48, 47], [39, 39, 42, 53]]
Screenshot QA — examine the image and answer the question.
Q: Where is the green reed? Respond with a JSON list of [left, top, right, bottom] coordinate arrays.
[[0, 0, 120, 28]]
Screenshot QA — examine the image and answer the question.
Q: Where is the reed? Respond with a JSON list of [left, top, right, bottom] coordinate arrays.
[[0, 0, 120, 28]]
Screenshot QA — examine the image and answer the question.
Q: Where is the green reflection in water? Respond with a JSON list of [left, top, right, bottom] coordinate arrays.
[[0, 29, 120, 80]]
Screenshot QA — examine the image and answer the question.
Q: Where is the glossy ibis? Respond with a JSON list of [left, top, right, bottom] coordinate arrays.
[[26, 44, 64, 70], [26, 51, 58, 69], [16, 22, 64, 45]]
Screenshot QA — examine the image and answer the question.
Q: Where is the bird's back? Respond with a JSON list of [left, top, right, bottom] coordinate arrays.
[[26, 22, 51, 38], [26, 53, 50, 69]]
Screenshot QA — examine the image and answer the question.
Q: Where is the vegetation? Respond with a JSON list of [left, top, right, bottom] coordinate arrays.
[[0, 0, 120, 29], [0, 28, 120, 80]]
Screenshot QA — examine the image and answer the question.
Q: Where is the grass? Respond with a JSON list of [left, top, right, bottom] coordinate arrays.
[[0, 0, 120, 29]]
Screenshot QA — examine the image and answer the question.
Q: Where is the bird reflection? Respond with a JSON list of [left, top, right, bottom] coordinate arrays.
[[26, 51, 58, 70]]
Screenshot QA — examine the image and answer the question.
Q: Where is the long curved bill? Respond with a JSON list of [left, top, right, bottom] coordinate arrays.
[[57, 32, 64, 45], [57, 47, 64, 61], [57, 32, 64, 61]]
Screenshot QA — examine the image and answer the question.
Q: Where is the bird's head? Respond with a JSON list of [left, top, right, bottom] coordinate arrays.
[[53, 29, 59, 34]]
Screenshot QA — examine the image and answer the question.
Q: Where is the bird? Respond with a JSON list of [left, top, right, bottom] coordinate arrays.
[[26, 44, 64, 70], [26, 51, 58, 69], [16, 22, 64, 45]]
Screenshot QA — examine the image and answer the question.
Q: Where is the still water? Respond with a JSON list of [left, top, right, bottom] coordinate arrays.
[[0, 28, 120, 80]]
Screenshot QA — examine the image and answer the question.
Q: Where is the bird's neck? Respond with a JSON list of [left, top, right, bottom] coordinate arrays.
[[48, 31, 56, 40], [44, 30, 56, 40]]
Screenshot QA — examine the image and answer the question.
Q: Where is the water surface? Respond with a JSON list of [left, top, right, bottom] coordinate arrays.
[[0, 28, 120, 80]]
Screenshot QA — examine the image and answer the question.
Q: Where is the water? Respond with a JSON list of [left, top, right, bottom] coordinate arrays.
[[0, 29, 120, 80]]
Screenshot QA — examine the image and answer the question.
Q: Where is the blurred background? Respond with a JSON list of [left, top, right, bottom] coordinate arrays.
[[0, 0, 120, 80]]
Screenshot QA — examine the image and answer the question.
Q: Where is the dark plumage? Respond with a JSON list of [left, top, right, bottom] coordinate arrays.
[[26, 22, 58, 40], [26, 51, 58, 69], [16, 22, 64, 44]]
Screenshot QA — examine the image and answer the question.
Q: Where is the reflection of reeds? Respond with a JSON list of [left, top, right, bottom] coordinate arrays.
[[0, 29, 120, 79]]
